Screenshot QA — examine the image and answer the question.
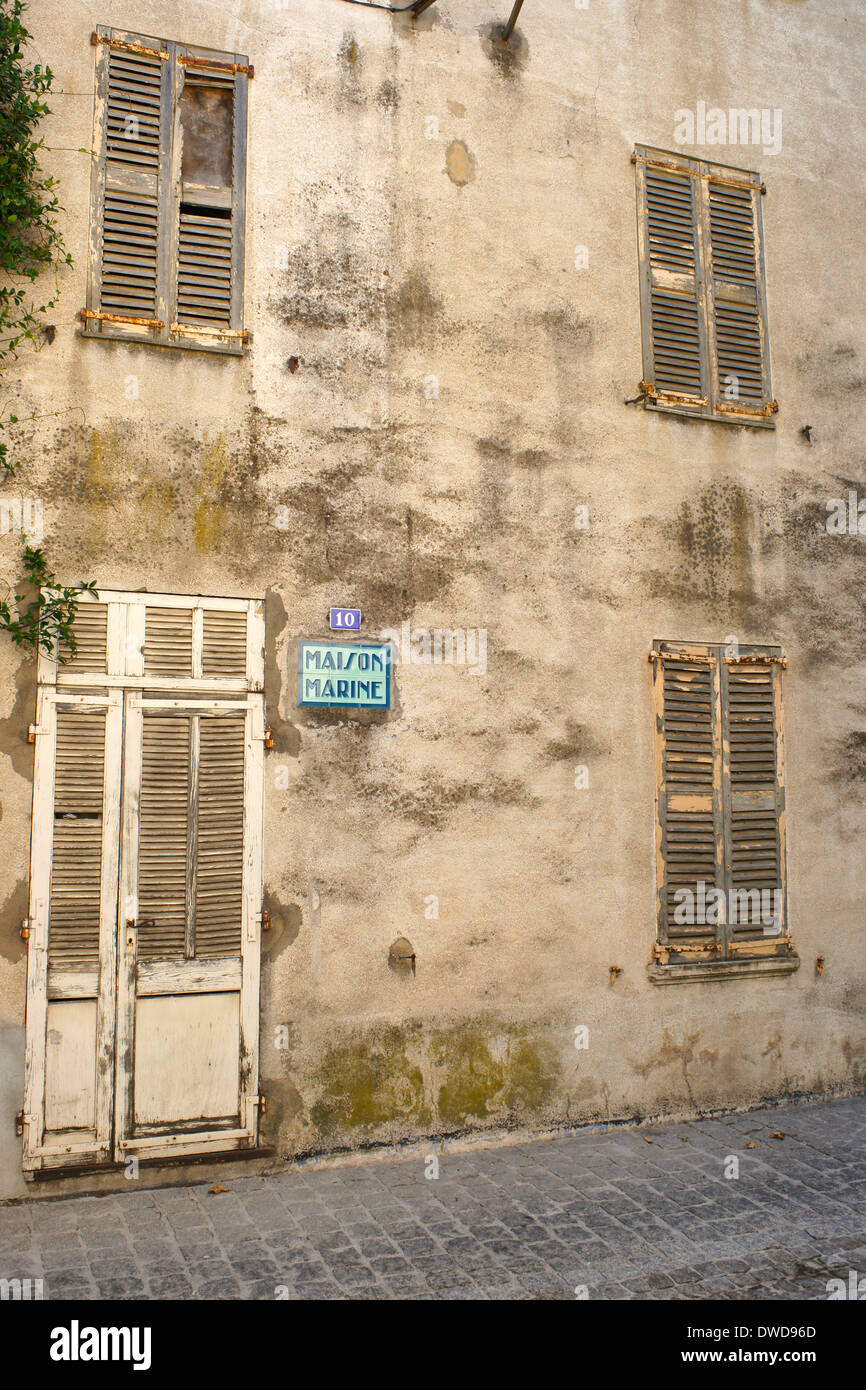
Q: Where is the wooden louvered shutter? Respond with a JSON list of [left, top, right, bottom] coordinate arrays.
[[652, 645, 724, 962], [138, 713, 191, 957], [636, 151, 708, 414], [144, 606, 194, 676], [135, 708, 246, 961], [173, 55, 248, 347], [58, 602, 108, 673], [705, 170, 775, 423], [721, 655, 787, 952], [202, 609, 248, 677], [85, 29, 170, 341], [23, 690, 122, 1167], [48, 706, 110, 969], [194, 714, 246, 956]]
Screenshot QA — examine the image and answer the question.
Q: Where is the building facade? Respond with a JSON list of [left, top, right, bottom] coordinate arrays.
[[0, 0, 864, 1199]]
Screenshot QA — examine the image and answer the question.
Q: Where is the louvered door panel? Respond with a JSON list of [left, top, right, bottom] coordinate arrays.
[[707, 180, 771, 413], [177, 211, 232, 326], [195, 716, 245, 956], [59, 603, 108, 672], [202, 609, 247, 677], [144, 606, 193, 676], [725, 664, 783, 939], [47, 710, 107, 968], [105, 51, 162, 171], [138, 714, 190, 957], [95, 41, 168, 324], [101, 190, 159, 319], [658, 656, 721, 947], [639, 162, 707, 404]]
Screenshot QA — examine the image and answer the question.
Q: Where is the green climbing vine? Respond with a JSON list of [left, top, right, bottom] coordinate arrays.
[[0, 0, 94, 659], [0, 545, 97, 657]]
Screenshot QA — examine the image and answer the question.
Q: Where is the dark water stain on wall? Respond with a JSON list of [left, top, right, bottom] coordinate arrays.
[[544, 718, 607, 764], [479, 22, 529, 80], [0, 878, 29, 964], [337, 33, 364, 105], [260, 1075, 305, 1143], [375, 79, 399, 113], [648, 480, 758, 615], [264, 587, 300, 757], [386, 270, 442, 348], [833, 727, 866, 784], [0, 659, 36, 783], [260, 893, 303, 958]]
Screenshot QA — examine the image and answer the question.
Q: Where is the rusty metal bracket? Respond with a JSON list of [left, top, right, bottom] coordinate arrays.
[[724, 654, 787, 667], [81, 309, 164, 330], [642, 379, 708, 409], [653, 940, 722, 959], [717, 399, 779, 418], [633, 154, 699, 179], [91, 32, 169, 60], [179, 55, 254, 77], [169, 323, 250, 343], [648, 650, 715, 666]]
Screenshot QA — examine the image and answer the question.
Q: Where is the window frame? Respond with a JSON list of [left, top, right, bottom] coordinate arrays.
[[82, 26, 250, 356]]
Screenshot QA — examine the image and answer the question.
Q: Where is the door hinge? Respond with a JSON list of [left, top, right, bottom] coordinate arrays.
[[259, 908, 271, 930], [20, 918, 31, 940], [27, 723, 48, 742], [16, 1111, 36, 1136]]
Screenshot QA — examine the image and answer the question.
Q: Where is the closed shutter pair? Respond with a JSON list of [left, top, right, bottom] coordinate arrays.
[[635, 145, 776, 425], [650, 641, 796, 979], [82, 27, 249, 353]]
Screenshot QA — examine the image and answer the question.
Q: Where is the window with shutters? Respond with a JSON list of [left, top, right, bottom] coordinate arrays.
[[82, 27, 250, 354], [649, 641, 798, 983], [634, 146, 776, 427]]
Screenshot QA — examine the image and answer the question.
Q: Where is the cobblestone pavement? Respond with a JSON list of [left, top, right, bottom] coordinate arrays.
[[2, 1095, 864, 1300]]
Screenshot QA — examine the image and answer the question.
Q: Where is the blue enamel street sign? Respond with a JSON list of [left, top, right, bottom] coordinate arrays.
[[297, 640, 391, 709], [329, 607, 361, 630]]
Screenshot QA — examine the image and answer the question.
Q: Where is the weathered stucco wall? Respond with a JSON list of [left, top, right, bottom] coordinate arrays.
[[1, 0, 865, 1198]]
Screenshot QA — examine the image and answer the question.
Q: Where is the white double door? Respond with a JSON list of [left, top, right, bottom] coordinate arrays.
[[23, 687, 265, 1174]]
